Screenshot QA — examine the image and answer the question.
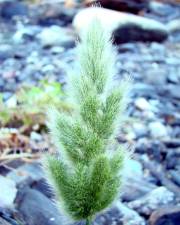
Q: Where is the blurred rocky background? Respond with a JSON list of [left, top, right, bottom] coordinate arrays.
[[0, 0, 180, 225]]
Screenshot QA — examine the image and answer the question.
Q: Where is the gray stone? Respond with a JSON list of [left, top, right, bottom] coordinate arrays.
[[0, 175, 17, 208], [128, 187, 175, 216]]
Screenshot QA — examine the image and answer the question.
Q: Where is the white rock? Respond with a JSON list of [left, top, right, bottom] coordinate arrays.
[[73, 7, 168, 43], [128, 186, 175, 215], [135, 97, 150, 111], [149, 121, 168, 138], [0, 175, 17, 208]]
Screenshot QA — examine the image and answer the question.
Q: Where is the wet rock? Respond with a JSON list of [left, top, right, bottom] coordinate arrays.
[[128, 187, 175, 216], [73, 7, 168, 43], [37, 26, 75, 48], [149, 206, 180, 225], [0, 1, 29, 20], [16, 188, 64, 225], [0, 175, 17, 208], [149, 121, 168, 138]]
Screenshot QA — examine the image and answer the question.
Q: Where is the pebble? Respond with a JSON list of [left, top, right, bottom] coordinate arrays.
[[124, 159, 143, 178], [122, 176, 157, 202], [116, 202, 145, 225], [30, 131, 43, 142], [0, 44, 14, 61], [149, 121, 168, 138], [169, 170, 180, 186], [168, 85, 180, 99], [133, 123, 148, 138], [37, 26, 75, 47], [135, 97, 150, 111]]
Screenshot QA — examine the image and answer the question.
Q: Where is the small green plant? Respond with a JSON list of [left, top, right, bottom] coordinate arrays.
[[0, 80, 70, 127], [43, 19, 130, 225]]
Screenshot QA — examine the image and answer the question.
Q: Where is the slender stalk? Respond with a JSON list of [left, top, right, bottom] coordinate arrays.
[[85, 217, 91, 225]]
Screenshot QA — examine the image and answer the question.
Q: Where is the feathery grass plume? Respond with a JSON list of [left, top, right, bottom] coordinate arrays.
[[43, 17, 131, 225]]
